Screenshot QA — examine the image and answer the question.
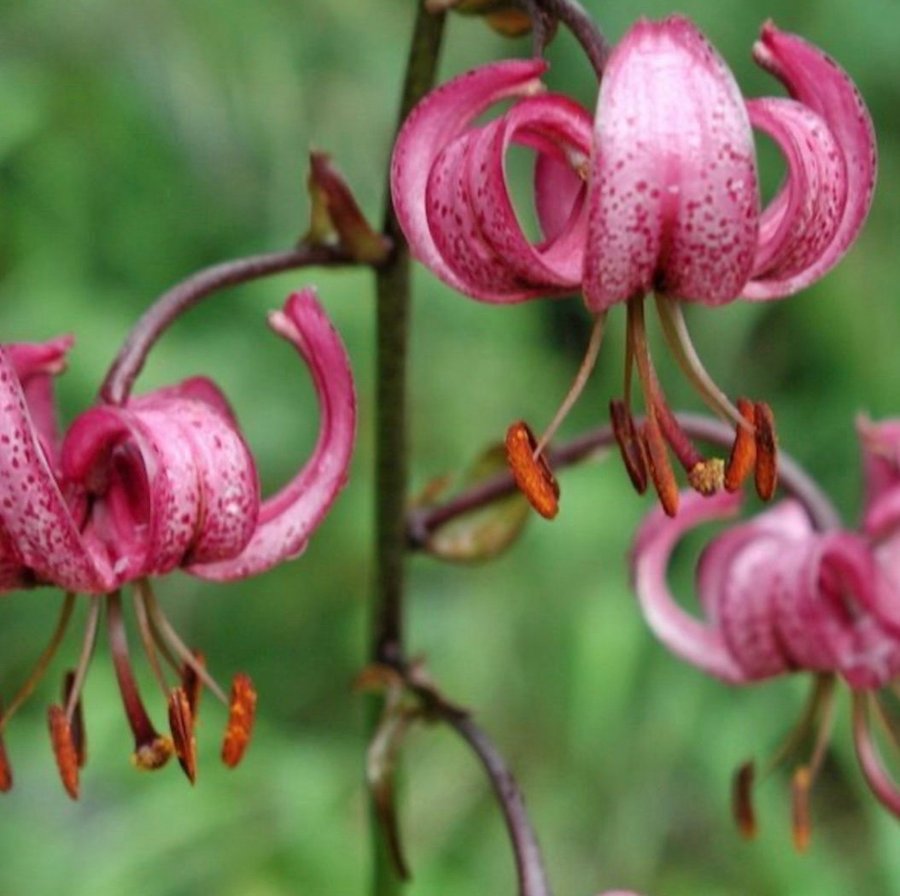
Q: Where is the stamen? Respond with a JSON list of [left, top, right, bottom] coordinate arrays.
[[609, 399, 648, 493], [138, 582, 228, 706], [754, 402, 778, 501], [725, 398, 757, 492], [133, 583, 170, 700], [790, 766, 812, 853], [106, 591, 172, 771], [627, 298, 679, 515], [63, 595, 101, 751], [761, 675, 835, 778], [852, 691, 900, 818], [731, 676, 835, 840], [168, 687, 197, 784], [48, 705, 80, 799], [61, 671, 86, 768], [732, 760, 757, 840], [221, 673, 257, 768], [0, 593, 76, 729], [505, 420, 560, 519], [653, 295, 751, 431], [181, 651, 206, 720], [640, 416, 679, 516], [532, 313, 606, 458]]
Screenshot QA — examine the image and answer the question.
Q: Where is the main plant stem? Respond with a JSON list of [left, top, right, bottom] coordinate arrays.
[[370, 4, 446, 894]]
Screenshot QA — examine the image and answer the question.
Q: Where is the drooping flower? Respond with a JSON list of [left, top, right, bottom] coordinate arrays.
[[0, 287, 356, 795], [631, 418, 900, 843], [391, 17, 876, 517]]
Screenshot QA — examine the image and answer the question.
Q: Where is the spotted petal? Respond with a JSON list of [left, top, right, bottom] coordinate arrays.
[[391, 59, 548, 300], [584, 16, 759, 312], [742, 22, 876, 299], [631, 490, 746, 682], [0, 347, 113, 594], [60, 380, 259, 584], [190, 288, 356, 581]]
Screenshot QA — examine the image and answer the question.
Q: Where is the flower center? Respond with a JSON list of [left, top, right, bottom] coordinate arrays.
[[504, 292, 780, 517], [0, 583, 256, 798]]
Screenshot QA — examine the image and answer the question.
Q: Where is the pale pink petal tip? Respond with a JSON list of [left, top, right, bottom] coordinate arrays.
[[190, 287, 356, 581]]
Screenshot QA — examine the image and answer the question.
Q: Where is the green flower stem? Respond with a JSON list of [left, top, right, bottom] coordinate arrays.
[[369, 4, 447, 895]]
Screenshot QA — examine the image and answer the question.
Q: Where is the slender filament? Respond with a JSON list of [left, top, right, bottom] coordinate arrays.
[[139, 582, 228, 705], [533, 313, 606, 458], [64, 596, 102, 722], [1, 593, 76, 728], [654, 294, 750, 430], [133, 584, 170, 700]]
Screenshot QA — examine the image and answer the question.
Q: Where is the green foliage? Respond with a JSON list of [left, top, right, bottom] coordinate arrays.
[[0, 1, 899, 894]]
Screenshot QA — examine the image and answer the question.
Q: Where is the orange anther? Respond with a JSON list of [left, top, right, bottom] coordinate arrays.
[[610, 400, 648, 494], [168, 687, 197, 784], [791, 766, 812, 853], [222, 673, 257, 768], [48, 705, 79, 800], [725, 398, 756, 492], [732, 760, 757, 840], [754, 402, 778, 501], [504, 421, 560, 520], [641, 415, 679, 517]]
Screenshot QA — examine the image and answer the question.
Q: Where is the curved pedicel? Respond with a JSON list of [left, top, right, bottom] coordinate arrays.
[[190, 288, 356, 581]]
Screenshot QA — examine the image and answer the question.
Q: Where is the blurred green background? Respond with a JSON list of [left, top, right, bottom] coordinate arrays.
[[1, 1, 899, 894]]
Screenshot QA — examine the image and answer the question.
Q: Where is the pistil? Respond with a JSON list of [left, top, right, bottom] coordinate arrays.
[[106, 591, 173, 771]]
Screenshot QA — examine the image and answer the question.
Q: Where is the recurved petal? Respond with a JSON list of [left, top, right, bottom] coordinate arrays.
[[390, 59, 547, 296], [584, 16, 759, 312], [426, 132, 528, 298], [0, 348, 113, 593], [856, 415, 900, 530], [745, 21, 876, 297], [61, 387, 259, 583], [5, 335, 74, 469], [189, 288, 355, 581], [467, 93, 592, 288], [631, 490, 747, 683], [744, 98, 847, 298]]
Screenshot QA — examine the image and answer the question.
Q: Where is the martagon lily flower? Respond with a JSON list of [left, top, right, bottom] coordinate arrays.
[[0, 287, 355, 796], [631, 418, 900, 846], [391, 16, 875, 517]]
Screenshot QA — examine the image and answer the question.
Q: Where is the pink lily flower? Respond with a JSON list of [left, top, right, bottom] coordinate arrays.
[[631, 423, 900, 842], [0, 287, 356, 795], [391, 17, 875, 518]]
